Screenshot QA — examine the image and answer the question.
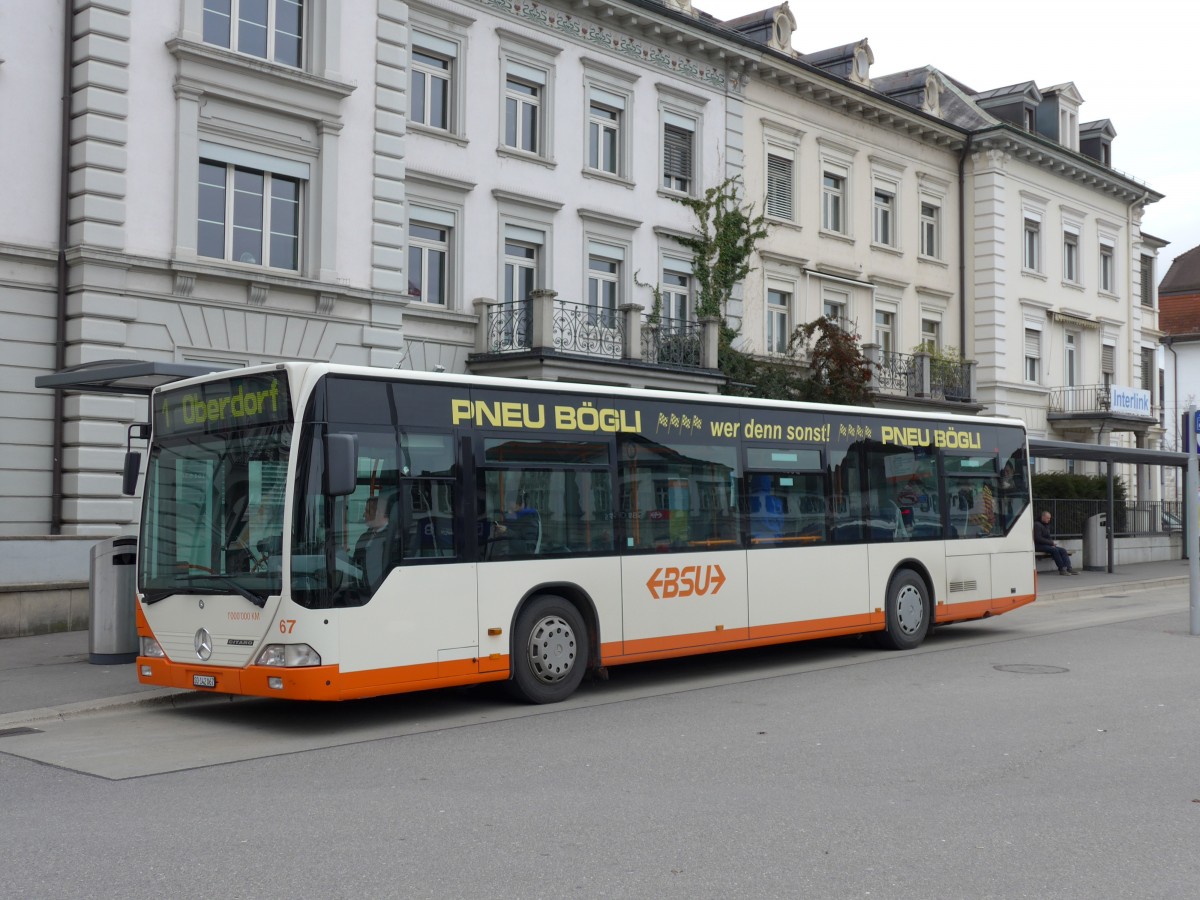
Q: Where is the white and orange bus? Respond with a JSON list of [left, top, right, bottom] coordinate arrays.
[[133, 363, 1035, 703]]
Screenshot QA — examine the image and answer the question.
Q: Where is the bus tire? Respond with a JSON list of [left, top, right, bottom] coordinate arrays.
[[877, 568, 929, 651], [510, 594, 587, 704]]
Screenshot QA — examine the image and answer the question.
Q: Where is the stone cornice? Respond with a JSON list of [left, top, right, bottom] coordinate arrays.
[[973, 127, 1161, 206]]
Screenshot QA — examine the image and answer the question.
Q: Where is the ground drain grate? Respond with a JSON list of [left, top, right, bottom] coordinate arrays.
[[1102, 595, 1130, 599], [993, 664, 1069, 675], [0, 727, 43, 739]]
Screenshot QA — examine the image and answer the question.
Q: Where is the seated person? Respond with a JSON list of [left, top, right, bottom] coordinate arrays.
[[490, 495, 540, 556], [1034, 510, 1076, 575]]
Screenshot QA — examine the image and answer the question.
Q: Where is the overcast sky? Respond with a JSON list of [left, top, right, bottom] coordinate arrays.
[[695, 0, 1197, 276]]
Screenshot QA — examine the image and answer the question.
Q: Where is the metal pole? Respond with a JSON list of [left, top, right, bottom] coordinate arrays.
[[1187, 406, 1199, 636], [1106, 459, 1115, 574]]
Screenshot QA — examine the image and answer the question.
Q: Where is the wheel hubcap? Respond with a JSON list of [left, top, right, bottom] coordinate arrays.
[[896, 584, 924, 635], [527, 615, 577, 684]]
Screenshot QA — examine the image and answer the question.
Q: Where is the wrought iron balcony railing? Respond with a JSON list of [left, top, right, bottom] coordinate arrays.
[[865, 347, 976, 404], [642, 316, 702, 367], [474, 290, 719, 371], [873, 350, 915, 395], [486, 300, 532, 352], [554, 299, 624, 359], [1047, 384, 1112, 415]]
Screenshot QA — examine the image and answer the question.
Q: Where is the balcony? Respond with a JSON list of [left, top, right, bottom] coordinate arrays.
[[1047, 384, 1160, 432], [469, 290, 724, 392], [862, 345, 980, 409]]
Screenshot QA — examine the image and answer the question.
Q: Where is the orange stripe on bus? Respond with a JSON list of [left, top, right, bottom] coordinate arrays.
[[935, 593, 1035, 623], [137, 656, 508, 702], [138, 593, 1035, 700]]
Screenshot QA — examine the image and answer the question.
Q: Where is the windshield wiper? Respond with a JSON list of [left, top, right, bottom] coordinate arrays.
[[174, 574, 268, 608]]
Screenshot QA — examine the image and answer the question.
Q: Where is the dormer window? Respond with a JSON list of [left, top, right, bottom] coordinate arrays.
[[1024, 107, 1036, 132], [769, 2, 797, 53]]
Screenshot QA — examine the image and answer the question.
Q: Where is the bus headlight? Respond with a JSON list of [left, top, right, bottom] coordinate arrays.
[[140, 637, 166, 658], [255, 643, 322, 667]]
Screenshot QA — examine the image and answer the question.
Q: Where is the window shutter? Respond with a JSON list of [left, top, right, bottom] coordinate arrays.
[[1101, 344, 1115, 375], [663, 124, 692, 182], [1024, 329, 1041, 359], [766, 154, 793, 219]]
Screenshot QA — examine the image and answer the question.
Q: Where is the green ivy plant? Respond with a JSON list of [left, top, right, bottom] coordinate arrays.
[[671, 176, 871, 404], [633, 270, 664, 326], [672, 176, 769, 322]]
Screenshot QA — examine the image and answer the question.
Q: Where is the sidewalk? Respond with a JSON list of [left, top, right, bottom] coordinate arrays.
[[1, 559, 1193, 728]]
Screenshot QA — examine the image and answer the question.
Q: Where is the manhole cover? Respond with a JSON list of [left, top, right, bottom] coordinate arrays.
[[993, 664, 1069, 675]]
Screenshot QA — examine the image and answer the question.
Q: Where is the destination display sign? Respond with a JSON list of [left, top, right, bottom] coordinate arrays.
[[154, 372, 292, 437]]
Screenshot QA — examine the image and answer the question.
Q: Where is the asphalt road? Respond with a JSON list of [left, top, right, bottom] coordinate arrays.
[[2, 586, 1198, 899]]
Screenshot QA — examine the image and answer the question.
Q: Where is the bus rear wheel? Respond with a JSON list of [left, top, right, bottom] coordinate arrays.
[[877, 569, 929, 651], [510, 594, 587, 704]]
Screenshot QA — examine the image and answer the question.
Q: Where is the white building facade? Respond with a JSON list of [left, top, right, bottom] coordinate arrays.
[[0, 0, 1167, 631]]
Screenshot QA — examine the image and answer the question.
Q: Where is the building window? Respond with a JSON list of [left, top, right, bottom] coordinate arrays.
[[202, 0, 303, 68], [919, 202, 940, 258], [411, 46, 452, 131], [873, 190, 895, 246], [503, 240, 538, 346], [1140, 255, 1154, 308], [1065, 332, 1078, 387], [662, 269, 691, 322], [505, 75, 541, 154], [767, 288, 790, 353], [663, 121, 694, 193], [1140, 347, 1155, 399], [1099, 242, 1114, 293], [823, 290, 849, 329], [408, 221, 449, 305], [920, 317, 940, 352], [874, 310, 895, 354], [588, 100, 620, 174], [1024, 107, 1036, 132], [588, 253, 620, 328], [1101, 343, 1115, 389], [822, 171, 845, 233], [1063, 231, 1079, 283], [766, 152, 794, 220], [1024, 328, 1041, 383], [1023, 218, 1041, 271], [198, 159, 300, 270]]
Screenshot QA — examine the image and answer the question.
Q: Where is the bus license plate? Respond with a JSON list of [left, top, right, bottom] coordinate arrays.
[[193, 674, 217, 688]]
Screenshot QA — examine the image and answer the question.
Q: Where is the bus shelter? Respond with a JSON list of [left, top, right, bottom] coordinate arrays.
[[1028, 438, 1191, 573]]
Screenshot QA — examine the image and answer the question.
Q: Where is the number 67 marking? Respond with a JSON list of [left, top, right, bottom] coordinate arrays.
[[279, 619, 296, 634]]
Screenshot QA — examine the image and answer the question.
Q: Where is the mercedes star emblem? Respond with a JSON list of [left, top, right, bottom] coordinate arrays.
[[194, 628, 213, 661]]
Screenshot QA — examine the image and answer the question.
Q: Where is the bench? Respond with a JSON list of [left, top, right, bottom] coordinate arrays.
[[1036, 549, 1074, 571]]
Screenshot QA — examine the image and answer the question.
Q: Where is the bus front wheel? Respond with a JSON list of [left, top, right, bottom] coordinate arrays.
[[510, 594, 587, 704], [878, 569, 929, 651]]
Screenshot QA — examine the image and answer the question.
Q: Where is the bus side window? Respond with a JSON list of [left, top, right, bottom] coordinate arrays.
[[945, 453, 1001, 539], [617, 436, 739, 552]]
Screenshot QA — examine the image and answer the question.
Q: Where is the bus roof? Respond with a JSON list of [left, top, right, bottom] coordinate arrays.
[[155, 361, 1025, 432]]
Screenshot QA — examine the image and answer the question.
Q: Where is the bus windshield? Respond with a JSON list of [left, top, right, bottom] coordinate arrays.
[[139, 373, 292, 605]]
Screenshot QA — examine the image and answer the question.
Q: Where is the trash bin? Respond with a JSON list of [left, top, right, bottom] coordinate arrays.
[[89, 535, 138, 665], [1082, 514, 1107, 571]]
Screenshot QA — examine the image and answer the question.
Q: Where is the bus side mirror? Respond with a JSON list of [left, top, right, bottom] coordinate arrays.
[[324, 433, 358, 496], [122, 451, 141, 496], [122, 422, 150, 496]]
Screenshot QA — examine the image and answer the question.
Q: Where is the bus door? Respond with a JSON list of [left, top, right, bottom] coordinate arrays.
[[616, 432, 748, 653], [742, 446, 838, 635]]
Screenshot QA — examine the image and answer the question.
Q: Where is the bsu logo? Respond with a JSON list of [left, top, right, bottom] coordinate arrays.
[[646, 564, 726, 599]]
